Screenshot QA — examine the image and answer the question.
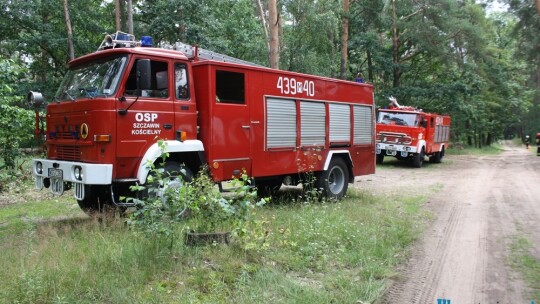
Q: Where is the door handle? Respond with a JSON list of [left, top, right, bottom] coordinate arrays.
[[164, 124, 172, 129], [251, 121, 260, 124], [241, 125, 251, 129]]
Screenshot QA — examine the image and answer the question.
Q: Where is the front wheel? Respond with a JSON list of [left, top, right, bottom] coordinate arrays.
[[412, 149, 425, 168], [376, 153, 385, 164], [77, 185, 112, 215], [150, 161, 194, 212], [316, 157, 349, 200]]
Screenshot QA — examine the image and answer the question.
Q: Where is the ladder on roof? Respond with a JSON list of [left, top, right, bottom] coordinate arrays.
[[174, 42, 264, 68]]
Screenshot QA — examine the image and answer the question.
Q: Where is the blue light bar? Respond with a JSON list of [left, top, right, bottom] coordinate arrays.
[[116, 33, 129, 41], [141, 36, 153, 47]]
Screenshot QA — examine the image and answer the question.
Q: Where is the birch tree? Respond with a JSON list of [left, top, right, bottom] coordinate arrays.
[[339, 0, 349, 79], [268, 0, 280, 69], [62, 0, 74, 61]]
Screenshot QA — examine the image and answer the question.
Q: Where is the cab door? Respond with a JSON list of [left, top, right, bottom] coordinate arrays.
[[210, 68, 251, 179], [173, 62, 197, 139], [115, 58, 175, 178]]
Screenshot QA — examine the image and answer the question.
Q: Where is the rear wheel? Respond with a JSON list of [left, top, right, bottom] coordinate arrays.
[[316, 157, 349, 200], [430, 146, 445, 163]]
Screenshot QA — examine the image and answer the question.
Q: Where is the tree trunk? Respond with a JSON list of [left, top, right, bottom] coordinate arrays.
[[367, 49, 373, 83], [466, 119, 473, 146], [62, 0, 75, 61], [120, 0, 128, 33], [536, 0, 540, 16], [115, 0, 121, 31], [253, 0, 270, 54], [127, 0, 133, 35], [391, 0, 401, 87], [486, 132, 492, 146], [339, 0, 350, 80], [268, 0, 279, 69], [41, 13, 48, 85]]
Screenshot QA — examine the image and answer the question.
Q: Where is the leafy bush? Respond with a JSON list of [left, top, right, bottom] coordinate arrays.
[[0, 58, 36, 180], [124, 141, 266, 249], [295, 148, 324, 203], [0, 104, 34, 171]]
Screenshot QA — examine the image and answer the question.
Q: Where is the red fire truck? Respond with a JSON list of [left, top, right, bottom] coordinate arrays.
[[376, 97, 450, 168], [29, 33, 375, 212]]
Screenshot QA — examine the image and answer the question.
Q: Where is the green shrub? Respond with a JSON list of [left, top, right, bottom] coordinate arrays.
[[124, 140, 266, 250]]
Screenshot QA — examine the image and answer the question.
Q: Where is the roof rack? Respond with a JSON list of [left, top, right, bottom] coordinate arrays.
[[388, 96, 422, 111], [97, 31, 139, 51], [174, 42, 264, 67]]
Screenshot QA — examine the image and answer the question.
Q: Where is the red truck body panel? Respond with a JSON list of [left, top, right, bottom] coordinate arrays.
[[192, 61, 375, 181]]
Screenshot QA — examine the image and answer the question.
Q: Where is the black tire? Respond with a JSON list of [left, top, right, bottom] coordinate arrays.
[[77, 185, 112, 215], [150, 161, 194, 211], [412, 148, 425, 168], [316, 157, 349, 200], [376, 153, 385, 164], [429, 147, 445, 163]]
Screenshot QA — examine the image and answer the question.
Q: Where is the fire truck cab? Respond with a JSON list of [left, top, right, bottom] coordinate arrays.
[[376, 97, 450, 168], [30, 33, 376, 212]]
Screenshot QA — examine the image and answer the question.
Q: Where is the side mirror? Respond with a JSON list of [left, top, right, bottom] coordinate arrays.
[[136, 59, 152, 91], [27, 91, 44, 108]]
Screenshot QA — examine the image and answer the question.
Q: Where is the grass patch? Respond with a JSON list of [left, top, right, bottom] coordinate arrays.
[[447, 143, 504, 156], [0, 196, 83, 238], [509, 235, 540, 301], [0, 171, 429, 303]]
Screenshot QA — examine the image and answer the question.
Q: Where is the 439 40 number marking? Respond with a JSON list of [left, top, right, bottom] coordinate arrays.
[[277, 76, 315, 97]]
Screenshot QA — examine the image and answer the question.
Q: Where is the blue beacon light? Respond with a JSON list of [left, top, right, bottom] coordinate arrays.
[[141, 36, 153, 47]]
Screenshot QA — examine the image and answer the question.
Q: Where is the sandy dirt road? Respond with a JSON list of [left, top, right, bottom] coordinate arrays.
[[355, 141, 540, 304]]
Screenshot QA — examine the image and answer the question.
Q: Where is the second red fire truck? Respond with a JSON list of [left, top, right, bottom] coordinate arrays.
[[30, 33, 376, 212], [376, 97, 451, 168]]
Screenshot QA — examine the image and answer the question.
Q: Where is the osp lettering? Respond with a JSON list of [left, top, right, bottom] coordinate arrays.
[[135, 112, 158, 122]]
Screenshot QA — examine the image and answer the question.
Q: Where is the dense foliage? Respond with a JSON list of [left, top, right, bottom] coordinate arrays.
[[0, 0, 538, 167], [0, 59, 34, 174]]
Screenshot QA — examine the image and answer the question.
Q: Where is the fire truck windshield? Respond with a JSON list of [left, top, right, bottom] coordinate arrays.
[[54, 55, 127, 101], [377, 111, 419, 127]]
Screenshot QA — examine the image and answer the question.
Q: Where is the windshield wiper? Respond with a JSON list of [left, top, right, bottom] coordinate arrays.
[[64, 90, 75, 101]]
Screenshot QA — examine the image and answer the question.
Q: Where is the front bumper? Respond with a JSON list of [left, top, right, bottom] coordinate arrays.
[[32, 158, 112, 199], [376, 143, 418, 155]]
